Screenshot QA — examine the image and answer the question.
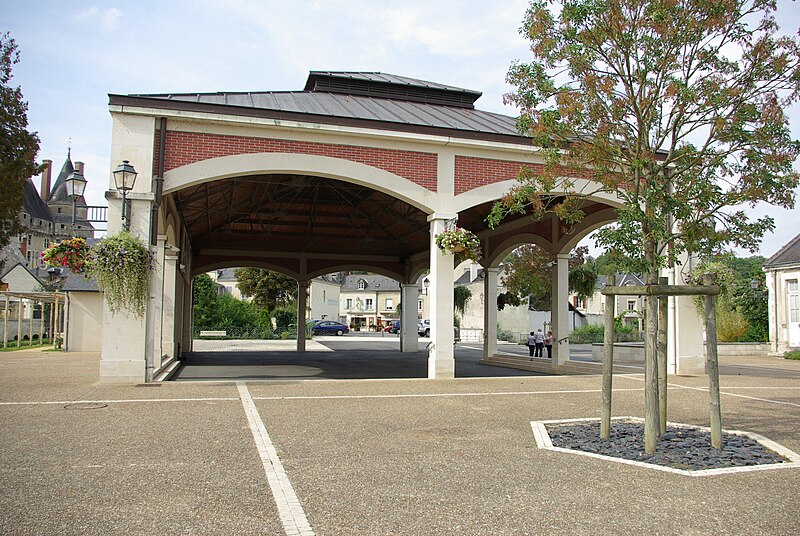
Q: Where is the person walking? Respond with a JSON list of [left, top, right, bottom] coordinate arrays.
[[533, 328, 545, 357], [544, 330, 554, 359], [527, 331, 536, 357]]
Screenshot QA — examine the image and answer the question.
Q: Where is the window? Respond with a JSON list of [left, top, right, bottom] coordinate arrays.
[[365, 298, 373, 310], [627, 300, 636, 311], [788, 280, 799, 323], [346, 298, 353, 310], [418, 300, 423, 311], [385, 298, 393, 310], [357, 279, 367, 290]]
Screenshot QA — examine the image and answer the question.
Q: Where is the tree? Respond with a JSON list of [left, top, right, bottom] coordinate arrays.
[[502, 244, 598, 305], [0, 33, 41, 272], [489, 0, 800, 275], [489, 0, 800, 452], [192, 273, 220, 327], [234, 267, 297, 311]]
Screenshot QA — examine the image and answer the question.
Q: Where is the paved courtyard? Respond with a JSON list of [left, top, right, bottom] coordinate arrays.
[[1, 347, 798, 535]]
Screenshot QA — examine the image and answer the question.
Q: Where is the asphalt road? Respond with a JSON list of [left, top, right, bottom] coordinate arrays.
[[173, 334, 559, 381]]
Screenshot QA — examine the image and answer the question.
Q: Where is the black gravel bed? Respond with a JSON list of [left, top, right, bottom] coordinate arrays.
[[545, 420, 787, 471]]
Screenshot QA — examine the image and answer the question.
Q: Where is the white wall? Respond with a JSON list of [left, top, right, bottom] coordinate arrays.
[[67, 292, 103, 351]]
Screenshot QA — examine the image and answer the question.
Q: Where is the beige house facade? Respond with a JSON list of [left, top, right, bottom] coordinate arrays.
[[764, 234, 800, 354]]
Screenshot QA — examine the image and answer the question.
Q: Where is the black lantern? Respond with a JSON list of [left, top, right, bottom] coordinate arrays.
[[65, 169, 87, 224], [113, 160, 137, 230]]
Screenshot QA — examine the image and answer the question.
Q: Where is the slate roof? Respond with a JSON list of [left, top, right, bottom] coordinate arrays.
[[340, 274, 400, 291], [22, 179, 53, 221], [597, 273, 645, 288], [111, 71, 524, 143], [764, 233, 800, 269], [46, 152, 88, 208]]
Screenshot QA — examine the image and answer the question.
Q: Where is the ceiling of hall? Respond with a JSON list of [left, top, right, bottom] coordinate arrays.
[[172, 174, 433, 258]]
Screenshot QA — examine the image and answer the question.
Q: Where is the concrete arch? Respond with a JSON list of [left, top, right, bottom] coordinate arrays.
[[190, 260, 300, 281], [484, 233, 557, 268], [163, 152, 438, 213], [452, 177, 626, 214], [305, 264, 404, 282]]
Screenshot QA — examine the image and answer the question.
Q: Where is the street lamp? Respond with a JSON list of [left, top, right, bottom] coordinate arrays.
[[420, 278, 430, 295], [65, 169, 87, 225], [113, 160, 138, 230]]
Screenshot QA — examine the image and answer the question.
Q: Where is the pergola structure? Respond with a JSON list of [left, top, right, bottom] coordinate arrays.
[[100, 71, 705, 383]]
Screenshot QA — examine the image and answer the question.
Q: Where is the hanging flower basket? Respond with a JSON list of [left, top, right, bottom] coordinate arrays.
[[41, 237, 91, 274], [434, 227, 482, 262], [90, 231, 156, 317]]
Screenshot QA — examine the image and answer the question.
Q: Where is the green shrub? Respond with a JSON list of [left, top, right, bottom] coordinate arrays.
[[784, 350, 800, 360], [570, 324, 605, 343]]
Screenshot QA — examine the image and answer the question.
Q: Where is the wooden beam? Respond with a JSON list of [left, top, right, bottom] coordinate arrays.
[[601, 284, 719, 296]]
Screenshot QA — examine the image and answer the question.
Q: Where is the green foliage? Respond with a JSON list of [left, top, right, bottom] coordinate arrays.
[[234, 267, 297, 311], [91, 231, 155, 316], [0, 33, 41, 272], [501, 244, 597, 306], [489, 0, 800, 281], [690, 256, 768, 342], [569, 324, 605, 343], [784, 350, 800, 360], [192, 274, 218, 327], [273, 307, 296, 330], [454, 285, 472, 316]]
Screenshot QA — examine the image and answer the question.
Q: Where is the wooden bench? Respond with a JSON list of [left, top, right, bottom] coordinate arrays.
[[199, 330, 227, 337]]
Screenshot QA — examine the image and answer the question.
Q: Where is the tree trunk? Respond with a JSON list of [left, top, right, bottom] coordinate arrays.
[[703, 273, 723, 449], [658, 276, 668, 435]]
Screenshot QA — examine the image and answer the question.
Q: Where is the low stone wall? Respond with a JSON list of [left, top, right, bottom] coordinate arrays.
[[592, 342, 644, 363], [716, 343, 770, 357], [591, 341, 770, 362]]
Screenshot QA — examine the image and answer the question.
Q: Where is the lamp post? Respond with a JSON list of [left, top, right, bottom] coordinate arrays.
[[113, 160, 138, 230], [65, 169, 87, 226]]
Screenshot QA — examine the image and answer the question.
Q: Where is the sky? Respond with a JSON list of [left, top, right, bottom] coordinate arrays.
[[3, 0, 800, 259]]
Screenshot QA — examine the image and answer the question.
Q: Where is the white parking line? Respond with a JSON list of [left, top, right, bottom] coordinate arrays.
[[237, 382, 315, 536]]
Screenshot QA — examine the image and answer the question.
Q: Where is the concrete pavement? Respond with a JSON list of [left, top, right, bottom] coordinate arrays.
[[1, 348, 799, 535]]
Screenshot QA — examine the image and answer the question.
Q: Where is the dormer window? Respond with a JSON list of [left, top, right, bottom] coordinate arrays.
[[357, 279, 367, 290]]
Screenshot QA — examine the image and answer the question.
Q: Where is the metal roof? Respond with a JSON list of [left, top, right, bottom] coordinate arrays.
[[114, 71, 525, 143]]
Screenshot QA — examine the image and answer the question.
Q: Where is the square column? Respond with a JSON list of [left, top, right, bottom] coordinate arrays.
[[297, 280, 308, 352], [400, 283, 420, 352], [162, 250, 179, 361], [551, 253, 570, 365], [483, 267, 499, 359], [152, 236, 167, 370], [428, 215, 456, 378]]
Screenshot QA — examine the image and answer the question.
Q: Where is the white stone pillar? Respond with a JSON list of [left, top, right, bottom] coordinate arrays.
[[152, 236, 167, 369], [427, 214, 456, 378], [100, 113, 156, 383], [297, 280, 308, 352], [400, 283, 419, 352], [483, 267, 499, 359], [551, 253, 570, 365], [162, 249, 179, 361]]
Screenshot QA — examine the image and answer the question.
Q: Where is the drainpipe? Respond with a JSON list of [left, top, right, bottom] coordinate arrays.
[[145, 118, 167, 382]]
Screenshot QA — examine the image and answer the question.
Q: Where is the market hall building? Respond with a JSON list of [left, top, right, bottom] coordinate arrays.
[[101, 71, 705, 383]]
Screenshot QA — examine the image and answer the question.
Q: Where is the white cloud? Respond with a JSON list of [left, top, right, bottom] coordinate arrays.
[[73, 6, 123, 33]]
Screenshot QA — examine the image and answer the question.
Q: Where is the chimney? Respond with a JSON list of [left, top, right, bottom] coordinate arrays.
[[40, 159, 52, 201], [74, 161, 84, 174], [470, 263, 479, 282]]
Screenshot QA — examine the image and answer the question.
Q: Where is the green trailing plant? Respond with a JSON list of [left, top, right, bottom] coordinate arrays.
[[454, 285, 472, 317], [91, 231, 156, 317]]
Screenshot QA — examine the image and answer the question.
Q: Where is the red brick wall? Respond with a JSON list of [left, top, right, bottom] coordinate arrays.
[[454, 156, 544, 195], [158, 130, 438, 191]]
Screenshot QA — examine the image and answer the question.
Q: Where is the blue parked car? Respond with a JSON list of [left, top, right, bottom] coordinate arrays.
[[311, 320, 349, 336]]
